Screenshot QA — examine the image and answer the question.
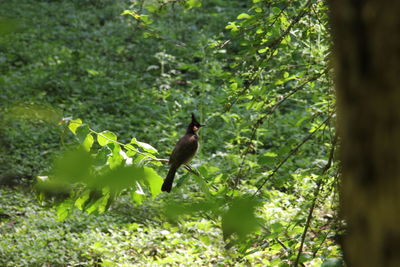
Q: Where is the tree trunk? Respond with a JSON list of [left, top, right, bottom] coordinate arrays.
[[329, 0, 400, 266]]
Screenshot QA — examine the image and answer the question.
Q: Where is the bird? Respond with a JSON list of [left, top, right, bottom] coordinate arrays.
[[161, 113, 205, 193]]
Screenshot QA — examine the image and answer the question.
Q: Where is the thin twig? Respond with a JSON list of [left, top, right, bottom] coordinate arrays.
[[293, 133, 337, 267], [234, 68, 330, 188], [225, 0, 313, 112], [253, 114, 332, 196]]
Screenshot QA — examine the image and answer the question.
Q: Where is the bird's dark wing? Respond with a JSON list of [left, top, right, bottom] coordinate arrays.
[[169, 134, 198, 167]]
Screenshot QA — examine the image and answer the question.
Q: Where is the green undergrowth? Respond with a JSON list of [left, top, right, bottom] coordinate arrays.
[[0, 184, 341, 266], [0, 186, 227, 266]]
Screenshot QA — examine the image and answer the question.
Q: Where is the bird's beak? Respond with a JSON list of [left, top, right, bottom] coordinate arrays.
[[200, 124, 206, 127]]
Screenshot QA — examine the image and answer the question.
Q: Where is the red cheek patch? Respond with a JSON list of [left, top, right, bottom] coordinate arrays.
[[193, 126, 199, 131]]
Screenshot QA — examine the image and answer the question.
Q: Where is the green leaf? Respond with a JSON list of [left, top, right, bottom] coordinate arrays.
[[91, 165, 139, 193], [121, 10, 140, 20], [186, 0, 202, 9], [140, 15, 153, 25], [271, 7, 281, 14], [259, 152, 278, 165], [76, 124, 90, 143], [221, 196, 262, 241], [86, 192, 110, 214], [75, 190, 91, 210], [68, 119, 82, 134], [94, 146, 111, 166], [97, 193, 110, 213], [237, 13, 251, 20], [254, 7, 263, 13], [145, 4, 158, 13], [97, 131, 117, 146], [82, 134, 94, 152], [130, 137, 158, 154], [107, 143, 123, 169], [53, 148, 92, 184], [131, 185, 145, 204], [142, 167, 163, 197], [226, 22, 239, 32], [56, 201, 73, 221]]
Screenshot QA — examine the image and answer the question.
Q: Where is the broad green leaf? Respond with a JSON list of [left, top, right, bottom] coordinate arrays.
[[186, 0, 202, 9], [225, 22, 239, 32], [237, 13, 251, 20], [97, 193, 110, 213], [121, 10, 140, 19], [142, 167, 163, 197], [91, 165, 140, 193], [86, 194, 109, 214], [94, 146, 111, 166], [140, 15, 153, 25], [108, 153, 124, 169], [76, 124, 90, 142], [131, 137, 158, 154], [53, 148, 92, 184], [68, 119, 82, 134], [56, 201, 73, 221], [107, 143, 123, 169], [75, 189, 91, 210], [97, 130, 117, 146], [82, 134, 94, 152], [264, 152, 278, 157], [230, 82, 238, 90], [221, 196, 262, 241], [145, 4, 158, 13], [131, 188, 145, 205], [124, 144, 137, 156], [271, 7, 281, 14]]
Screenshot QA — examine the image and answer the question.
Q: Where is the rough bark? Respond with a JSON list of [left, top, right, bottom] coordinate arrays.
[[329, 0, 400, 266]]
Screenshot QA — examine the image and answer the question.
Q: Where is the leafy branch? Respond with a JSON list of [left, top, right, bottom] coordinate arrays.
[[225, 0, 314, 112], [254, 113, 333, 196], [234, 68, 331, 188], [293, 133, 337, 267]]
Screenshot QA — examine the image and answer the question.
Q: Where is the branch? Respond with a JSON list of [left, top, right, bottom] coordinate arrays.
[[225, 0, 313, 112], [234, 68, 330, 188], [293, 133, 337, 267], [253, 114, 332, 196]]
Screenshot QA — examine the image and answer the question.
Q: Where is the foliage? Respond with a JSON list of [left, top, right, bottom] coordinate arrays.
[[0, 0, 343, 265], [37, 118, 163, 220], [0, 187, 229, 266]]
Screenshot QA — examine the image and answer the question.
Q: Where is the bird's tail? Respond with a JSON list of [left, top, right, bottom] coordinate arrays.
[[161, 166, 177, 193]]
